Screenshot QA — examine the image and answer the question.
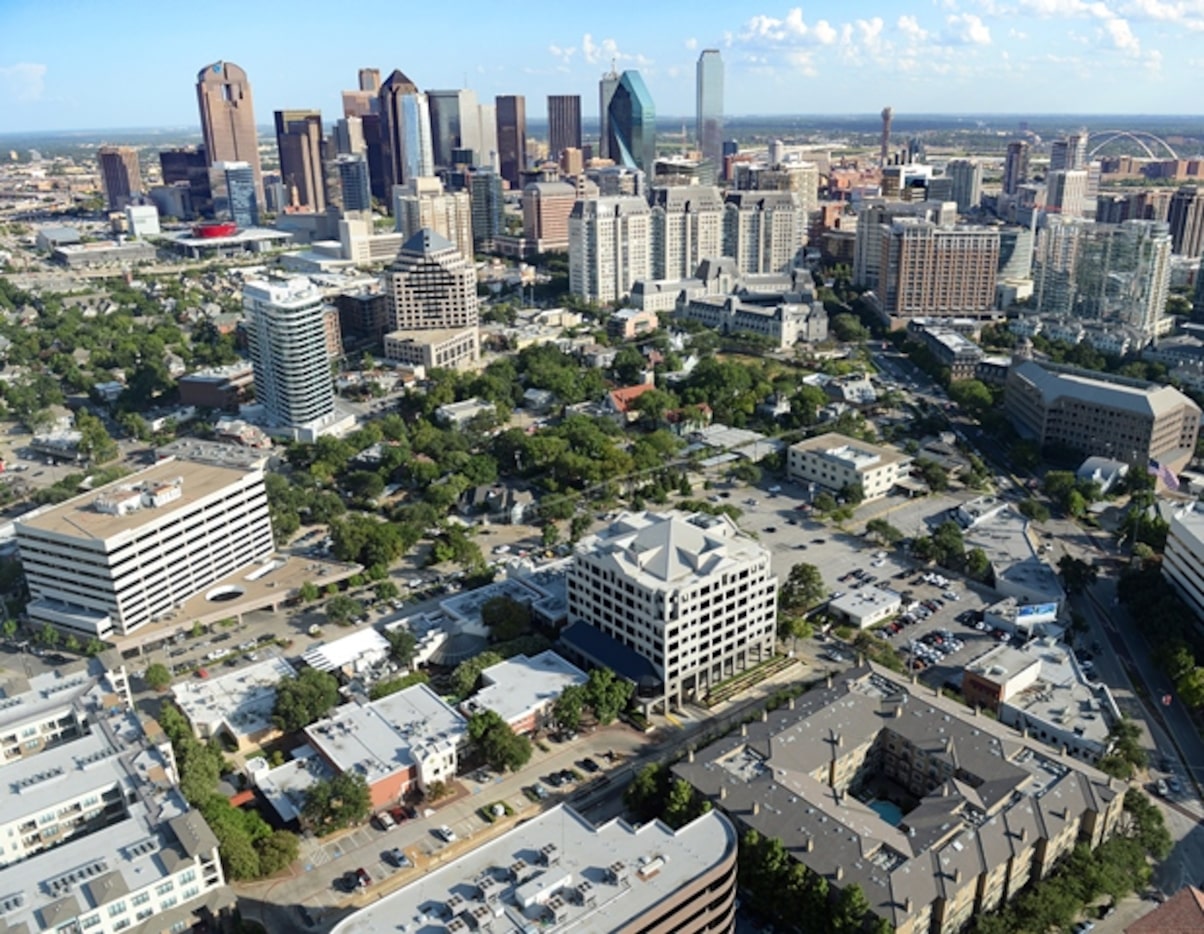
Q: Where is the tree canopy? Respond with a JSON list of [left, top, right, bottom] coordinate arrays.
[[272, 668, 340, 732]]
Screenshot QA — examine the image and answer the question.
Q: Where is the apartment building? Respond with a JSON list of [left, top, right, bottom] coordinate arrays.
[[674, 664, 1126, 934], [330, 805, 737, 934], [649, 186, 724, 281], [1004, 358, 1200, 472], [384, 228, 480, 333], [722, 190, 803, 274], [787, 433, 912, 502], [568, 196, 652, 304], [522, 182, 576, 252], [392, 177, 474, 261], [15, 458, 274, 639], [563, 511, 777, 712]]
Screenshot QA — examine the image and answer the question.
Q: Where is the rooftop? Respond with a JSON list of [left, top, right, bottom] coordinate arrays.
[[462, 651, 587, 726], [964, 507, 1065, 605], [1012, 359, 1200, 420], [171, 656, 297, 741], [331, 805, 737, 934], [301, 628, 391, 674], [15, 457, 260, 544], [573, 511, 771, 590], [790, 432, 910, 471], [830, 587, 902, 617]]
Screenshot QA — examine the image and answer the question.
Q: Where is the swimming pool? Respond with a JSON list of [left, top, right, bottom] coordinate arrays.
[[869, 800, 904, 825]]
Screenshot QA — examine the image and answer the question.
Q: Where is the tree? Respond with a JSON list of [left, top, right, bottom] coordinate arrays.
[[780, 562, 826, 615], [1058, 555, 1099, 594], [931, 520, 966, 570], [324, 594, 363, 625], [541, 522, 561, 549], [624, 764, 670, 822], [814, 491, 839, 514], [966, 547, 991, 581], [0, 618, 16, 639], [831, 313, 869, 343], [144, 662, 172, 692], [37, 623, 60, 648], [865, 518, 903, 546], [272, 668, 341, 732], [302, 771, 371, 835], [386, 627, 417, 666], [452, 650, 504, 699], [1018, 498, 1051, 522], [832, 884, 873, 934], [467, 710, 533, 772], [584, 667, 634, 724], [662, 778, 698, 829], [552, 683, 586, 734], [948, 379, 994, 418], [255, 830, 300, 875], [374, 580, 400, 602], [915, 458, 949, 493], [481, 596, 532, 642], [298, 581, 320, 603], [1177, 666, 1204, 709]]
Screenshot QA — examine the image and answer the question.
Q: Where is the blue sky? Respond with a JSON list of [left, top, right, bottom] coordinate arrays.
[[1, 0, 1201, 132]]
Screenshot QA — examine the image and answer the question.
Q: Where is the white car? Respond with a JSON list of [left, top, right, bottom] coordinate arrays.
[[493, 545, 511, 555], [436, 825, 457, 843], [768, 485, 782, 493]]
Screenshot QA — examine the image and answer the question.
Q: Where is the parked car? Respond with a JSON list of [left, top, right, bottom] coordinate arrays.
[[375, 811, 395, 831], [435, 825, 457, 843], [355, 867, 371, 889], [580, 758, 601, 774], [386, 848, 409, 868]]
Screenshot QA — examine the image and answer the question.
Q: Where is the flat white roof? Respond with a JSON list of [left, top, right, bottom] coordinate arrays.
[[305, 683, 466, 785], [462, 651, 587, 727], [302, 628, 390, 673], [830, 587, 902, 618], [172, 656, 297, 740], [331, 806, 737, 934]]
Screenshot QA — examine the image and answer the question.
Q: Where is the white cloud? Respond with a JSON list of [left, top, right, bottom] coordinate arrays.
[[947, 12, 993, 42], [812, 19, 838, 43], [548, 43, 576, 64], [786, 48, 818, 74], [897, 14, 930, 41], [1122, 0, 1204, 29], [684, 37, 698, 50], [0, 63, 46, 103], [1103, 15, 1141, 50]]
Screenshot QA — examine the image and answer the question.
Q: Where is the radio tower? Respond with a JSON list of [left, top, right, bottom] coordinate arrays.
[[880, 106, 893, 166]]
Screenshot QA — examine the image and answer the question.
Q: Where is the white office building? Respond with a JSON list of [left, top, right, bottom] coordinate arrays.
[[1164, 503, 1204, 620], [244, 276, 336, 440], [787, 432, 912, 502], [385, 228, 480, 333], [392, 176, 474, 261], [568, 196, 652, 304], [16, 459, 274, 639], [564, 511, 777, 711]]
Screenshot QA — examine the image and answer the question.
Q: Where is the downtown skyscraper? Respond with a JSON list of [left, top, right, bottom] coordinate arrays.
[[605, 71, 656, 175], [379, 69, 433, 191], [274, 109, 326, 211], [496, 95, 527, 190], [547, 95, 582, 160], [695, 50, 724, 173], [196, 61, 263, 204]]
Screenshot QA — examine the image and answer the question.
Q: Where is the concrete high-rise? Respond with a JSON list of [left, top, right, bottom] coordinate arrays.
[[547, 95, 582, 159], [1050, 130, 1088, 173], [598, 66, 621, 161], [359, 68, 381, 93], [496, 95, 527, 189], [196, 61, 263, 204], [385, 229, 480, 334], [274, 109, 326, 211], [468, 168, 503, 250], [393, 177, 474, 260], [97, 145, 143, 211], [1002, 140, 1029, 196], [334, 154, 371, 215], [650, 186, 724, 281], [379, 69, 433, 192], [523, 181, 576, 252], [160, 146, 212, 217], [428, 89, 483, 168], [606, 71, 656, 175], [244, 277, 336, 437], [569, 196, 652, 304], [1046, 169, 1088, 218], [946, 159, 983, 214], [1168, 186, 1204, 257], [722, 191, 803, 275], [696, 50, 724, 172], [218, 161, 259, 227]]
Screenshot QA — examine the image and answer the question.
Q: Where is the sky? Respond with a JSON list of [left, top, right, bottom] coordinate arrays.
[[1, 0, 1202, 133]]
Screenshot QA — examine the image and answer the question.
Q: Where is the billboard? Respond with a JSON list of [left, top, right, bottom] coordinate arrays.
[[1016, 602, 1058, 620]]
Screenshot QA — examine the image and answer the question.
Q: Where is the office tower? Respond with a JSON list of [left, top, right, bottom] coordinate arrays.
[[650, 186, 724, 281], [522, 181, 576, 251], [342, 90, 375, 119], [880, 107, 893, 166], [393, 177, 474, 260], [334, 116, 365, 155], [427, 89, 485, 169], [244, 277, 336, 435], [722, 191, 803, 275], [1195, 262, 1204, 319], [385, 229, 480, 333], [569, 196, 652, 303], [274, 109, 326, 211], [732, 161, 819, 218], [946, 159, 983, 214], [1168, 186, 1204, 257], [1034, 217, 1172, 339], [359, 68, 381, 93], [1002, 140, 1029, 196], [565, 511, 776, 712], [334, 154, 371, 214], [362, 114, 387, 202], [547, 95, 582, 158], [379, 69, 432, 192], [496, 95, 527, 189], [159, 146, 212, 217], [1049, 130, 1088, 173], [599, 66, 621, 160], [695, 50, 724, 173], [998, 224, 1035, 280], [97, 145, 142, 211], [468, 168, 503, 250], [218, 161, 259, 227], [606, 72, 656, 175], [1046, 169, 1088, 218], [560, 147, 584, 176], [196, 61, 263, 204]]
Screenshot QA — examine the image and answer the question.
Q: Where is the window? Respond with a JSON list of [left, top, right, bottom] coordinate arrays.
[[108, 901, 127, 918]]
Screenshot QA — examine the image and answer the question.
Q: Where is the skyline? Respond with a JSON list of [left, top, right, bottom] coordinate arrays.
[[2, 0, 1204, 135]]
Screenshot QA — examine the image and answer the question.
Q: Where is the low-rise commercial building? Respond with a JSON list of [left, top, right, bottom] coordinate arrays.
[[562, 511, 777, 712], [787, 432, 912, 502], [829, 587, 902, 629], [674, 663, 1126, 934], [676, 293, 828, 350], [384, 326, 480, 371], [171, 656, 298, 753], [53, 239, 157, 268], [963, 640, 1117, 765], [16, 458, 275, 639], [330, 805, 737, 934], [964, 507, 1065, 609], [461, 651, 587, 735]]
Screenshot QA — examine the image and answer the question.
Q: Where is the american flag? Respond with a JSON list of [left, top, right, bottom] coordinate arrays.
[[1148, 459, 1180, 491]]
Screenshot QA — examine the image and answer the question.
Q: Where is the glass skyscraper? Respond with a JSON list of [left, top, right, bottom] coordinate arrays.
[[695, 50, 724, 173], [607, 71, 656, 175]]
